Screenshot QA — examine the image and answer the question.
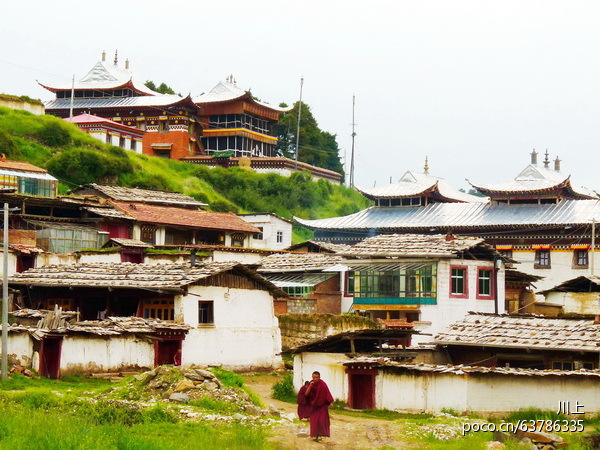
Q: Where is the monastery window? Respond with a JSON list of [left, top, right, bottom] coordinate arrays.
[[231, 233, 246, 247], [253, 227, 264, 240], [450, 266, 468, 298], [143, 298, 174, 321], [198, 301, 214, 325], [141, 225, 157, 245], [476, 267, 494, 299], [498, 249, 513, 259], [573, 249, 589, 268], [276, 231, 284, 243], [158, 120, 169, 133], [534, 250, 551, 269]]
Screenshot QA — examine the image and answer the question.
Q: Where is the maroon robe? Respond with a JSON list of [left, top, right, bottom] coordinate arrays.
[[297, 385, 310, 419], [307, 379, 334, 438]]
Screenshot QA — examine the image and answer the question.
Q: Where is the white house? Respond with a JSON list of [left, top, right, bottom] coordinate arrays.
[[338, 234, 506, 344], [7, 261, 286, 377], [238, 213, 292, 250]]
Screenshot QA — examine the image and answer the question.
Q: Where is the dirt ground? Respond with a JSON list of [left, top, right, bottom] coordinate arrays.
[[245, 375, 419, 450]]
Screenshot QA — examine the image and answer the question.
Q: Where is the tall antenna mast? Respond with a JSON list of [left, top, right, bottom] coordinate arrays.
[[350, 95, 357, 187], [294, 77, 304, 170]]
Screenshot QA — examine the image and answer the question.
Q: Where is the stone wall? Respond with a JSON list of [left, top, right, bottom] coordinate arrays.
[[278, 313, 381, 350], [0, 95, 44, 115]]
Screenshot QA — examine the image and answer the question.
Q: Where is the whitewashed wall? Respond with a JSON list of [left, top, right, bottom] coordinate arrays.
[[414, 259, 504, 344], [544, 291, 600, 314], [6, 332, 34, 367], [293, 352, 349, 399], [379, 369, 600, 414], [294, 355, 600, 414], [60, 335, 154, 374], [514, 249, 597, 294], [178, 286, 283, 371], [211, 251, 263, 264], [240, 214, 292, 250], [77, 252, 122, 264]]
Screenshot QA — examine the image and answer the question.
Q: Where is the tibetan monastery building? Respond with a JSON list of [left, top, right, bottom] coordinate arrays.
[[41, 52, 203, 160], [193, 76, 289, 158], [295, 153, 600, 293]]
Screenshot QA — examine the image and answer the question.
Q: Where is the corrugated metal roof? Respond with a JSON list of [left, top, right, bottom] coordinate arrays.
[[0, 168, 56, 182], [45, 94, 191, 110], [263, 272, 336, 287], [295, 199, 600, 231]]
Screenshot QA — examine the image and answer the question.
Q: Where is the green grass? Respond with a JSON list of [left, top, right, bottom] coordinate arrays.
[[188, 397, 241, 414], [0, 106, 370, 241], [212, 368, 245, 388], [504, 407, 567, 423]]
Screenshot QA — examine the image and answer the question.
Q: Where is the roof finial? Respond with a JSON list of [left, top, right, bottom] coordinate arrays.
[[554, 156, 561, 172], [423, 156, 429, 174], [530, 148, 537, 165], [101, 50, 106, 62], [125, 58, 130, 70], [544, 149, 550, 169], [114, 50, 118, 65]]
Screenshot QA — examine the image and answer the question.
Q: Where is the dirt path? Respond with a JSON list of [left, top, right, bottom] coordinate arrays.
[[245, 375, 418, 449]]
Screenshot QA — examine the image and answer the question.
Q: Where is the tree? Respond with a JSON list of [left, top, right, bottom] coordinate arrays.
[[144, 80, 178, 95], [273, 101, 345, 179]]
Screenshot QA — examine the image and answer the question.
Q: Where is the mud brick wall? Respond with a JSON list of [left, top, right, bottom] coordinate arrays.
[[278, 314, 381, 350]]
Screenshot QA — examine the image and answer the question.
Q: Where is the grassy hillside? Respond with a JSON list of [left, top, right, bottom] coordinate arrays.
[[0, 107, 370, 242]]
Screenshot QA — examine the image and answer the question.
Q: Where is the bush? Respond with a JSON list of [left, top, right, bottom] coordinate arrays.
[[37, 123, 71, 147], [0, 129, 22, 160], [271, 372, 296, 403]]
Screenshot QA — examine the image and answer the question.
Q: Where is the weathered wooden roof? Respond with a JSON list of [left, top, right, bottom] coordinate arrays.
[[341, 234, 494, 259], [8, 262, 285, 296], [287, 329, 414, 354], [344, 358, 600, 377], [286, 240, 353, 254], [435, 313, 600, 353], [538, 275, 600, 294], [72, 184, 207, 208], [258, 253, 344, 273]]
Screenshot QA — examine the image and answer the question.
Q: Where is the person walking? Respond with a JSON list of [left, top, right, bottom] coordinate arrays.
[[297, 381, 310, 419], [305, 371, 334, 442]]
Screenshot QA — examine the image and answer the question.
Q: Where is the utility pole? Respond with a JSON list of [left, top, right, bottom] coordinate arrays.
[[69, 75, 75, 120], [2, 203, 8, 380], [592, 219, 596, 277], [294, 77, 304, 170], [350, 95, 357, 187]]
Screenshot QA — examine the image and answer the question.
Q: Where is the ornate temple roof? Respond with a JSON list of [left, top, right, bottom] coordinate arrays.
[[194, 80, 290, 112], [294, 199, 600, 232], [468, 162, 597, 200], [39, 59, 156, 95], [357, 171, 486, 203]]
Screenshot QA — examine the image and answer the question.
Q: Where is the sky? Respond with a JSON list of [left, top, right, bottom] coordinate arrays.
[[3, 1, 600, 193]]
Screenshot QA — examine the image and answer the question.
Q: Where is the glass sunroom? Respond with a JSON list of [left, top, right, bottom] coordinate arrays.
[[0, 168, 58, 197]]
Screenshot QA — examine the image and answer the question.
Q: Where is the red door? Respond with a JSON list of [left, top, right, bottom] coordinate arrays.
[[349, 374, 376, 409], [39, 337, 62, 379], [154, 340, 182, 366]]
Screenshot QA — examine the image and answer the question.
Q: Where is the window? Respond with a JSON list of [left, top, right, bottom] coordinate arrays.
[[477, 267, 494, 299], [534, 250, 551, 269], [276, 231, 283, 243], [254, 227, 264, 240], [498, 249, 513, 260], [140, 225, 157, 245], [230, 233, 245, 247], [450, 266, 468, 298], [143, 298, 174, 321], [346, 265, 437, 299], [283, 285, 313, 297], [573, 249, 589, 268], [552, 361, 574, 371], [198, 301, 214, 325]]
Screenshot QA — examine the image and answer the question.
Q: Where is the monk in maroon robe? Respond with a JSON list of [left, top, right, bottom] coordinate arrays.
[[305, 371, 334, 441], [297, 381, 310, 419]]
